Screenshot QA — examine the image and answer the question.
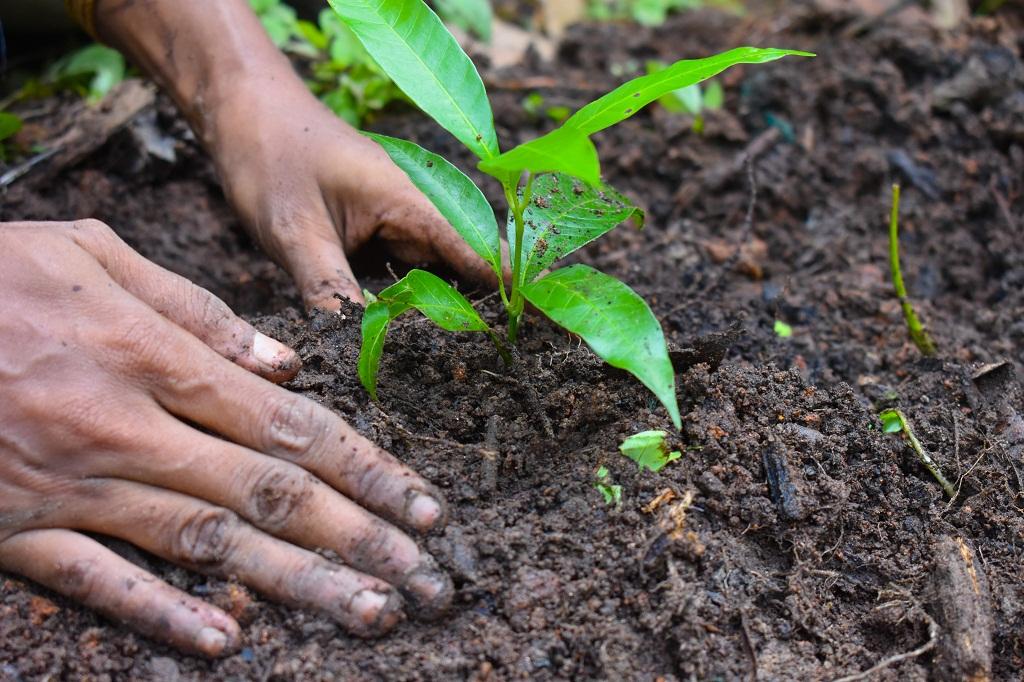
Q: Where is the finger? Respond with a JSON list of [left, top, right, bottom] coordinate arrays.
[[0, 529, 240, 657], [134, 315, 448, 536], [74, 480, 406, 637], [95, 414, 452, 617], [67, 219, 300, 383], [269, 205, 364, 310]]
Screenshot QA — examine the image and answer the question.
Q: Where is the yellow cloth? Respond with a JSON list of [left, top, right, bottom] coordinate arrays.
[[64, 0, 99, 38]]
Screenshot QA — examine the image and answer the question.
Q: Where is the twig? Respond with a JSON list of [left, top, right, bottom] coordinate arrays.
[[831, 614, 939, 682], [708, 156, 758, 295], [672, 127, 779, 213]]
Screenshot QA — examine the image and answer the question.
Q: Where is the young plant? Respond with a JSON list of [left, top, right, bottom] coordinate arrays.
[[880, 409, 956, 498], [888, 184, 937, 356], [619, 430, 681, 472], [330, 0, 811, 429], [587, 0, 743, 26], [0, 113, 23, 162], [433, 0, 494, 42], [595, 466, 623, 506]]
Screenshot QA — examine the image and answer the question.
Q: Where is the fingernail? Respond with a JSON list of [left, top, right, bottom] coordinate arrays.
[[253, 332, 296, 369], [406, 491, 444, 531], [196, 627, 228, 657], [399, 563, 453, 621]]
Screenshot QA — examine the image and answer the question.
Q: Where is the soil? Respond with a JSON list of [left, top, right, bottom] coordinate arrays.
[[2, 3, 1023, 680]]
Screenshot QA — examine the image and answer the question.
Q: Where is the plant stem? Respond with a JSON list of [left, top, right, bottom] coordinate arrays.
[[888, 184, 937, 356], [888, 409, 957, 498], [505, 172, 535, 343]]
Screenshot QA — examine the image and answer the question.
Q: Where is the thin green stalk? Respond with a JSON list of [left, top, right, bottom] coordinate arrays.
[[505, 173, 535, 343], [881, 409, 957, 498], [888, 184, 937, 356]]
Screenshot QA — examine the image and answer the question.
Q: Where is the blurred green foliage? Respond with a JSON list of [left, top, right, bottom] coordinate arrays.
[[587, 0, 743, 26]]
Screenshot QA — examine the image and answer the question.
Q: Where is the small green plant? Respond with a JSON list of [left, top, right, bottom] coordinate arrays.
[[522, 93, 571, 124], [888, 184, 937, 356], [2, 43, 127, 108], [0, 112, 23, 162], [879, 409, 956, 498], [331, 0, 811, 428], [646, 61, 723, 133], [595, 466, 623, 505], [587, 0, 743, 26], [774, 319, 793, 338], [433, 0, 494, 42], [619, 430, 681, 472]]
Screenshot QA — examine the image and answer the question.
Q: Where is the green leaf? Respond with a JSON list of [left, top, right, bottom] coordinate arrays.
[[619, 430, 681, 473], [296, 19, 330, 50], [565, 47, 813, 136], [702, 80, 724, 109], [60, 45, 126, 102], [379, 269, 490, 332], [774, 320, 793, 338], [366, 133, 502, 279], [880, 409, 904, 434], [328, 0, 499, 160], [0, 112, 23, 142], [509, 174, 642, 286], [595, 466, 623, 506], [359, 301, 401, 400], [521, 265, 680, 428], [434, 0, 493, 42], [478, 127, 600, 187], [358, 269, 489, 398]]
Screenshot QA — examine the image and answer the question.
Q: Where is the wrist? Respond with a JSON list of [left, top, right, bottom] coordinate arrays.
[[94, 0, 295, 148]]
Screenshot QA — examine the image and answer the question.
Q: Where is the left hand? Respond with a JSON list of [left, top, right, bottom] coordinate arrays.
[[207, 73, 500, 309]]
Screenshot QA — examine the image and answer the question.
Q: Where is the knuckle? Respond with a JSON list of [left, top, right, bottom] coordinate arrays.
[[346, 519, 396, 566], [55, 557, 104, 604], [67, 219, 117, 252], [187, 284, 235, 334], [352, 460, 391, 503], [262, 397, 325, 461], [247, 465, 318, 532], [171, 508, 242, 568]]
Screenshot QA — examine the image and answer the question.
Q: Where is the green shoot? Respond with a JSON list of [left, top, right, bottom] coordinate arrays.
[[888, 184, 937, 356], [434, 0, 494, 42], [774, 320, 793, 338], [587, 0, 744, 26], [595, 466, 623, 506], [879, 409, 956, 498], [330, 0, 812, 430], [619, 430, 681, 472], [0, 113, 23, 162]]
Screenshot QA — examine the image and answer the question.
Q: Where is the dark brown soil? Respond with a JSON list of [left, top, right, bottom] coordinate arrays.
[[2, 4, 1023, 680]]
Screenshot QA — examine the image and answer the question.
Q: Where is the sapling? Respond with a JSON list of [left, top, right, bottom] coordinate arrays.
[[594, 466, 623, 506], [880, 409, 956, 498], [888, 184, 937, 356], [330, 0, 811, 429], [619, 430, 680, 472]]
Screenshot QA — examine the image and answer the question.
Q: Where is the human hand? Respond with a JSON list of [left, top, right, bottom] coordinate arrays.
[[0, 220, 452, 656], [208, 74, 502, 309]]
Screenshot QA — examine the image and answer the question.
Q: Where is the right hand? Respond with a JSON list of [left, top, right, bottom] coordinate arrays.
[[0, 220, 453, 656]]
